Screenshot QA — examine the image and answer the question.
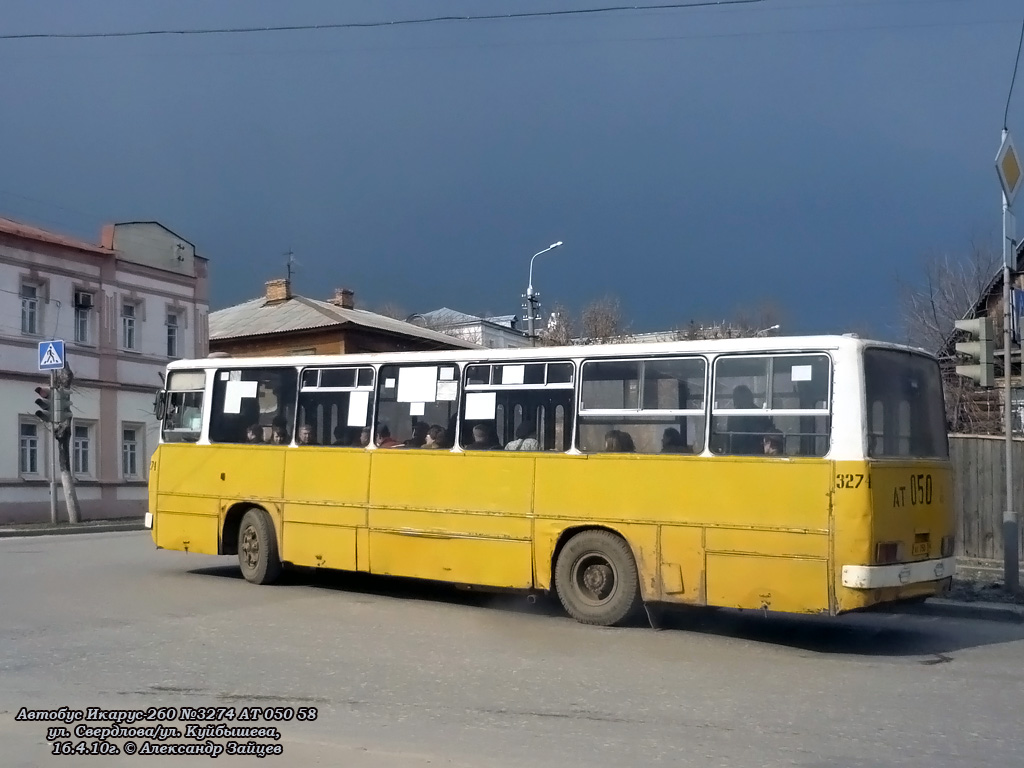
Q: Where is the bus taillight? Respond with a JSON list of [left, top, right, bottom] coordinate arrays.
[[875, 541, 904, 564]]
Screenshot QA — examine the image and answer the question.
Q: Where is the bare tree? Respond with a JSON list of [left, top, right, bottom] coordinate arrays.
[[54, 365, 81, 524], [897, 239, 999, 352], [540, 302, 576, 346], [732, 299, 785, 338], [898, 238, 1002, 434], [580, 295, 626, 342]]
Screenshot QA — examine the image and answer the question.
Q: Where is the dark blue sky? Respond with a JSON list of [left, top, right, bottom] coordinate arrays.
[[2, 0, 1022, 339]]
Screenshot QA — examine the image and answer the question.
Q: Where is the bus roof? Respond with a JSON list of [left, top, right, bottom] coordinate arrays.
[[168, 335, 934, 371]]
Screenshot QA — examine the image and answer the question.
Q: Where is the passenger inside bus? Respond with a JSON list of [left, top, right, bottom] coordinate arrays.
[[604, 429, 636, 453], [763, 430, 784, 456], [375, 424, 401, 449], [505, 420, 540, 451], [465, 423, 501, 450], [359, 427, 372, 447], [661, 428, 687, 453], [424, 425, 447, 449], [297, 424, 316, 445], [246, 424, 264, 443], [727, 385, 776, 455], [404, 422, 428, 448], [270, 417, 290, 445]]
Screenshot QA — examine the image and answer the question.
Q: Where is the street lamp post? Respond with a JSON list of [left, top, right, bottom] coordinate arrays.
[[525, 241, 563, 342], [754, 324, 780, 337]]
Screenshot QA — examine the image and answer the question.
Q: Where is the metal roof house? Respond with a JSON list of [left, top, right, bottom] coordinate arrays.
[[209, 280, 480, 357]]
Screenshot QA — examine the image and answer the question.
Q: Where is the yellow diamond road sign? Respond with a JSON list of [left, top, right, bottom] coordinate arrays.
[[996, 132, 1022, 205]]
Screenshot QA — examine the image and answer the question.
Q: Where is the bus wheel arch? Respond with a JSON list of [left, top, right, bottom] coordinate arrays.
[[551, 526, 642, 627], [235, 506, 282, 585], [221, 502, 254, 556]]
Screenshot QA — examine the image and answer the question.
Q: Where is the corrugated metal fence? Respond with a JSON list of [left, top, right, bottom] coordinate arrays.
[[949, 435, 1024, 559]]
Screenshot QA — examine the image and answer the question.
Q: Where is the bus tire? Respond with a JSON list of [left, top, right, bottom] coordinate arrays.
[[554, 530, 641, 626], [237, 508, 282, 585]]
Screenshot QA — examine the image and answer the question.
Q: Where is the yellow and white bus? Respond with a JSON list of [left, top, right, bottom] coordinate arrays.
[[148, 335, 955, 626]]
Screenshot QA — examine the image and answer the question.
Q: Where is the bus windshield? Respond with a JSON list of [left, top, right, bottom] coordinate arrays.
[[864, 348, 948, 459]]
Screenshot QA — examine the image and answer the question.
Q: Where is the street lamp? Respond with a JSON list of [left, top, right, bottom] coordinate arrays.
[[755, 324, 780, 337], [526, 241, 563, 341]]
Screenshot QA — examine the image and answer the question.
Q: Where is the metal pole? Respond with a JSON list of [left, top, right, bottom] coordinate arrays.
[[1002, 138, 1020, 591], [48, 368, 57, 525], [527, 291, 536, 342]]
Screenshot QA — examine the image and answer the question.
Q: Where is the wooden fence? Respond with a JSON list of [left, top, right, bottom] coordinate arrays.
[[949, 435, 1024, 559]]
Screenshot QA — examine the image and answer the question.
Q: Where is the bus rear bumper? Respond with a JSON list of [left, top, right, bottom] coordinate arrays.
[[841, 556, 955, 589]]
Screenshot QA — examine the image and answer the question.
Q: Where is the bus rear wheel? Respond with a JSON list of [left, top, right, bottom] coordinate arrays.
[[554, 530, 641, 626], [237, 508, 282, 585]]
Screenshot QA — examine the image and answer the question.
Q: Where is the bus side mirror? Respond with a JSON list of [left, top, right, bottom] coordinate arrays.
[[154, 391, 167, 420]]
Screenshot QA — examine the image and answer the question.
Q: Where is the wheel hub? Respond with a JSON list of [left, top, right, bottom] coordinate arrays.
[[583, 563, 612, 594], [241, 525, 259, 569]]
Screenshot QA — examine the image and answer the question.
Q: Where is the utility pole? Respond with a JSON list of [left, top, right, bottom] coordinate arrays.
[[524, 241, 563, 345], [48, 369, 57, 524], [996, 128, 1022, 592]]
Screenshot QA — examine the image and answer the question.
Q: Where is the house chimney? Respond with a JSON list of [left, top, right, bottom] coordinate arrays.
[[329, 288, 355, 310], [265, 278, 291, 304]]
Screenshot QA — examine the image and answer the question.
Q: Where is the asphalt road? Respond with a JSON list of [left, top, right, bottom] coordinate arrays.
[[2, 532, 1023, 767]]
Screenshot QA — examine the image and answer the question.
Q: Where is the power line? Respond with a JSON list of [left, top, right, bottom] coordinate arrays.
[[0, 1, 763, 41], [1006, 14, 1024, 129]]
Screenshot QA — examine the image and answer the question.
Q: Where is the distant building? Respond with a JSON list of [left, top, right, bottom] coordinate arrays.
[[209, 281, 480, 357], [407, 307, 532, 349], [1, 217, 209, 523]]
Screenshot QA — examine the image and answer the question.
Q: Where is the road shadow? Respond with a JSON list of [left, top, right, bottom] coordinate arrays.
[[646, 603, 1024, 657], [186, 564, 1024, 657], [187, 563, 565, 617]]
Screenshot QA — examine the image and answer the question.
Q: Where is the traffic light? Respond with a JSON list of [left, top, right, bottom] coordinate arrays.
[[33, 385, 53, 423], [954, 317, 995, 387]]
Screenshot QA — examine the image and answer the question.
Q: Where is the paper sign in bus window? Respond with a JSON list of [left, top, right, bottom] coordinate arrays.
[[410, 402, 426, 416], [465, 392, 497, 420], [502, 365, 525, 385], [439, 367, 455, 381], [347, 390, 370, 427], [223, 380, 258, 414], [791, 365, 813, 382], [398, 366, 438, 403], [436, 380, 458, 401], [384, 378, 396, 389]]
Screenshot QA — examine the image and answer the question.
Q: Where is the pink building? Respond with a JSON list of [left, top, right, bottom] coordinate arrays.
[[1, 216, 209, 523]]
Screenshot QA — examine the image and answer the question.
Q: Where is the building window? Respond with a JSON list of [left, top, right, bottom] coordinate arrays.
[[19, 422, 40, 474], [21, 282, 40, 335], [122, 426, 139, 477], [166, 312, 179, 358], [74, 291, 94, 344], [73, 424, 91, 476], [122, 302, 138, 350]]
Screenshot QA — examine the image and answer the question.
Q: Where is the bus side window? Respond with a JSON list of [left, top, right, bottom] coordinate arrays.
[[578, 356, 705, 454], [297, 366, 374, 446], [208, 367, 298, 445], [376, 364, 459, 448], [461, 361, 574, 452]]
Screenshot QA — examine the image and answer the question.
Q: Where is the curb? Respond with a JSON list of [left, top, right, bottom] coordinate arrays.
[[0, 520, 145, 538], [908, 598, 1024, 624]]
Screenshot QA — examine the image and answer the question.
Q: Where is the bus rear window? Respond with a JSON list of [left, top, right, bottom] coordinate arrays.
[[864, 349, 948, 459]]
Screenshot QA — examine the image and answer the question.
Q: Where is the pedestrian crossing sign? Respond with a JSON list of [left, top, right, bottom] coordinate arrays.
[[38, 340, 65, 371]]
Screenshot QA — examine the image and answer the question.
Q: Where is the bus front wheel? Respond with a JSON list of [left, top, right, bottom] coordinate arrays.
[[237, 508, 282, 585], [554, 530, 641, 626]]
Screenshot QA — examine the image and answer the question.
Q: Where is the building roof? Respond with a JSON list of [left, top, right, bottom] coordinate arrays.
[[0, 216, 111, 256], [210, 295, 481, 349]]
